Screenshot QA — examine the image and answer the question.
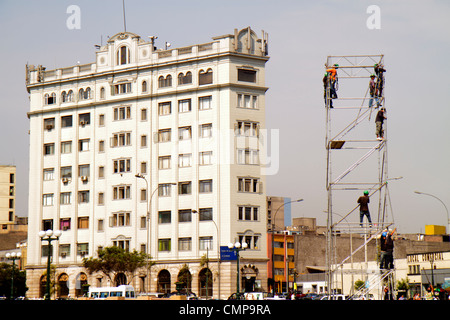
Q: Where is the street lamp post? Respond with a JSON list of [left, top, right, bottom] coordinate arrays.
[[271, 198, 303, 293], [135, 173, 176, 293], [39, 229, 62, 300], [6, 252, 22, 299], [414, 191, 450, 233], [228, 241, 248, 295]]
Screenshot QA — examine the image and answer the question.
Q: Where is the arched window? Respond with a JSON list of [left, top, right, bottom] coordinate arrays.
[[61, 91, 67, 103], [157, 270, 171, 294], [158, 76, 165, 88], [100, 87, 105, 100], [67, 90, 74, 102], [158, 75, 172, 88], [199, 69, 213, 85], [78, 88, 84, 100], [178, 71, 192, 85], [198, 268, 213, 298], [117, 45, 130, 65], [44, 93, 56, 105], [85, 87, 91, 99], [142, 80, 147, 92]]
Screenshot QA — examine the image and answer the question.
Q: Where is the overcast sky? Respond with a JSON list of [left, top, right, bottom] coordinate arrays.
[[1, 0, 449, 234]]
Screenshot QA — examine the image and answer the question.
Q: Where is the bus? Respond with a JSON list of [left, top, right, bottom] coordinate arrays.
[[88, 285, 136, 299]]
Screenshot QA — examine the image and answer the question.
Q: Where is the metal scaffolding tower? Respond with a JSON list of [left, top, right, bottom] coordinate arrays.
[[324, 55, 395, 299]]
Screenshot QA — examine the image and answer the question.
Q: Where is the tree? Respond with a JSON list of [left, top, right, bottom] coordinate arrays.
[[0, 262, 28, 298], [82, 246, 150, 286], [354, 279, 365, 291]]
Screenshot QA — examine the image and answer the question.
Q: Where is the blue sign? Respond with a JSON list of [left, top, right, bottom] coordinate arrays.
[[220, 246, 237, 261]]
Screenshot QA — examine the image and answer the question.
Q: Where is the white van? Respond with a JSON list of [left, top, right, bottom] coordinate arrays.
[[88, 285, 135, 299]]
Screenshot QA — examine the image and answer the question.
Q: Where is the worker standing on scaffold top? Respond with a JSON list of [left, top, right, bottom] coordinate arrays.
[[326, 63, 339, 101], [357, 190, 373, 228], [375, 107, 386, 140]]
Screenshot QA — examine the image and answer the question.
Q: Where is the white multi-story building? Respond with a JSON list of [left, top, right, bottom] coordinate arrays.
[[25, 27, 270, 299]]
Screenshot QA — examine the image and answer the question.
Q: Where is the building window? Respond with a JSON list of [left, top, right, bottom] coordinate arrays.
[[158, 75, 172, 88], [79, 113, 91, 126], [98, 166, 105, 179], [199, 208, 213, 221], [140, 162, 147, 174], [178, 99, 191, 113], [42, 219, 53, 231], [44, 118, 55, 130], [78, 191, 90, 203], [178, 238, 192, 251], [113, 158, 131, 173], [117, 45, 130, 65], [199, 96, 212, 110], [100, 87, 105, 100], [199, 179, 213, 193], [238, 94, 258, 109], [141, 108, 147, 121], [43, 143, 55, 155], [178, 72, 192, 85], [236, 121, 259, 137], [44, 93, 56, 105], [99, 114, 105, 126], [199, 151, 213, 165], [98, 192, 104, 205], [239, 235, 260, 250], [199, 237, 213, 250], [114, 106, 131, 120], [199, 123, 212, 138], [237, 149, 259, 165], [178, 181, 192, 195], [60, 244, 71, 257], [111, 132, 131, 148], [140, 189, 147, 201], [113, 83, 132, 95], [78, 164, 90, 179], [43, 168, 54, 181], [79, 139, 90, 152], [158, 239, 171, 252], [99, 140, 105, 152], [142, 80, 148, 92], [199, 69, 213, 85], [238, 177, 261, 193], [178, 126, 192, 140], [60, 192, 71, 205], [42, 194, 54, 206], [238, 68, 257, 83], [178, 154, 192, 168], [61, 90, 74, 103], [77, 243, 89, 256], [113, 185, 131, 200], [178, 209, 192, 223], [79, 87, 92, 100], [158, 129, 171, 142], [61, 115, 72, 128], [238, 206, 259, 221], [158, 184, 173, 197], [98, 219, 104, 232], [141, 135, 147, 147], [159, 102, 172, 115], [110, 212, 131, 227], [158, 211, 171, 224], [158, 156, 171, 169], [78, 217, 89, 229], [61, 166, 72, 179], [61, 141, 72, 154]]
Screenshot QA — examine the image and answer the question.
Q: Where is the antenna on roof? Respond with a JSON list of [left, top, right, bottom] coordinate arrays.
[[122, 0, 127, 32]]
